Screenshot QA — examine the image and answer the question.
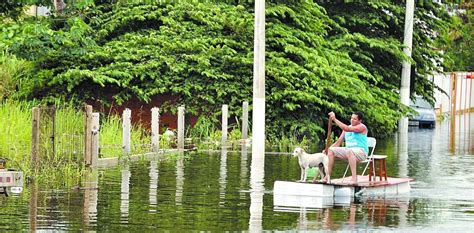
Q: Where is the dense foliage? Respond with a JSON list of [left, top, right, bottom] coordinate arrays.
[[437, 1, 473, 71], [0, 0, 451, 141], [318, 0, 451, 103]]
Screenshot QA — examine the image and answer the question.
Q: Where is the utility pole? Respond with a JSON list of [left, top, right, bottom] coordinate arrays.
[[252, 0, 265, 159], [399, 0, 415, 133]]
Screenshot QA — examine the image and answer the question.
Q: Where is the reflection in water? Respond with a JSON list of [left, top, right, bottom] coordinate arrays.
[[279, 198, 409, 231], [397, 131, 408, 177], [149, 161, 158, 213], [219, 147, 228, 207], [83, 168, 98, 225], [240, 144, 249, 200], [450, 113, 474, 154], [120, 165, 130, 224], [364, 198, 409, 227], [450, 111, 456, 154], [28, 183, 38, 232], [467, 113, 472, 153], [4, 114, 474, 231], [249, 153, 265, 232], [296, 207, 308, 230], [175, 156, 184, 206], [273, 194, 335, 209], [412, 114, 474, 202]]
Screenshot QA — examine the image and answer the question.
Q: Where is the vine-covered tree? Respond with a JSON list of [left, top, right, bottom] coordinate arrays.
[[0, 0, 450, 141], [437, 0, 473, 71], [317, 0, 451, 103]]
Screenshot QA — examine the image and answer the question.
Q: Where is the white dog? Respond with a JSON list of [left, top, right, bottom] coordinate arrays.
[[293, 147, 330, 183]]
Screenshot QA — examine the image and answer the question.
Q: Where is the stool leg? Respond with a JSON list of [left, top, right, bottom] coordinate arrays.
[[379, 161, 383, 181], [383, 159, 388, 181], [369, 161, 373, 182]]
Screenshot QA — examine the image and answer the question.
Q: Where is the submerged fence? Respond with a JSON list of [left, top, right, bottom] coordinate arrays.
[[29, 101, 251, 168], [31, 105, 85, 170]]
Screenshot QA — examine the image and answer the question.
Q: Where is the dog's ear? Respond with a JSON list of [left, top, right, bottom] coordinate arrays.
[[293, 147, 301, 156]]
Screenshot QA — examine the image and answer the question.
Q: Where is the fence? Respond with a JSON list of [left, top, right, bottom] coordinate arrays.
[[433, 72, 474, 115], [30, 101, 251, 168], [31, 105, 85, 170]]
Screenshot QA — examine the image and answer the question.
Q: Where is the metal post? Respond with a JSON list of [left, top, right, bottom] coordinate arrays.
[[252, 0, 266, 159], [151, 107, 160, 152], [242, 101, 249, 140], [122, 108, 131, 155], [398, 0, 415, 133], [177, 106, 185, 150], [221, 104, 228, 144]]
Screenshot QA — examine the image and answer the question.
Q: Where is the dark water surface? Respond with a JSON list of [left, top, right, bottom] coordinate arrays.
[[1, 114, 473, 231]]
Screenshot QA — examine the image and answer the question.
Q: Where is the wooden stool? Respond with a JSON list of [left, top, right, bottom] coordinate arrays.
[[369, 155, 388, 182]]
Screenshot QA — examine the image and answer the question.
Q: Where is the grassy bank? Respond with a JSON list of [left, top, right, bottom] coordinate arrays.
[[0, 100, 153, 185], [1, 100, 319, 186]]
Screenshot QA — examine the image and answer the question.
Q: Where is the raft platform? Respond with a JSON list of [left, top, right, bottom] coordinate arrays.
[[274, 176, 413, 197], [274, 176, 413, 208]]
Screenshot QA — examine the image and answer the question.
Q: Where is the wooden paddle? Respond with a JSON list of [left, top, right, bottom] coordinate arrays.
[[324, 117, 332, 155]]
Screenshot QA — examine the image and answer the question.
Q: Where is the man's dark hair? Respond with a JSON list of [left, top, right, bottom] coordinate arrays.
[[353, 111, 364, 121]]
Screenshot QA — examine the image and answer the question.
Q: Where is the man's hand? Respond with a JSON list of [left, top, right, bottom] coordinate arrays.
[[328, 111, 336, 121]]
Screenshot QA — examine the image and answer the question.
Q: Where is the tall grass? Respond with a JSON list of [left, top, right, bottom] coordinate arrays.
[[100, 114, 154, 158], [0, 100, 33, 172], [0, 100, 156, 187], [0, 53, 34, 101]]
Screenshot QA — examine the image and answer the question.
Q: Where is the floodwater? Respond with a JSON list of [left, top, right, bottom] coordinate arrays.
[[0, 113, 473, 231]]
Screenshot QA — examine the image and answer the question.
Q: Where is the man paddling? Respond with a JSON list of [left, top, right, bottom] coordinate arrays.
[[322, 111, 368, 184]]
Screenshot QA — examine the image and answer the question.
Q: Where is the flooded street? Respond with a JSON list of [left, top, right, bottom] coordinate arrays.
[[0, 113, 473, 231]]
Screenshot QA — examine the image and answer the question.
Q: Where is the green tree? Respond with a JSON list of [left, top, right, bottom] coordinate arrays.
[[317, 0, 450, 103], [438, 1, 473, 71], [0, 1, 450, 141]]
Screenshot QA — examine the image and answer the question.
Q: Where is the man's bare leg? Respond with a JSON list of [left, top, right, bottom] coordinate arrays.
[[347, 151, 357, 183], [322, 149, 334, 183]]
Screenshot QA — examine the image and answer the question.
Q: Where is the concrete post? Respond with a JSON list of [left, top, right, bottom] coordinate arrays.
[[122, 108, 131, 155], [221, 104, 228, 144], [177, 106, 185, 150], [151, 107, 160, 152], [84, 105, 93, 165], [242, 101, 249, 140], [398, 0, 415, 133], [91, 113, 100, 167], [252, 0, 266, 159]]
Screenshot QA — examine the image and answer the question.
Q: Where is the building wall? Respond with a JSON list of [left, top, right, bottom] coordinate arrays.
[[26, 6, 51, 16]]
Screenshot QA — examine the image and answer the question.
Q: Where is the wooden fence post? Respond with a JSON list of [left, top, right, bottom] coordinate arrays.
[[242, 101, 249, 140], [91, 113, 100, 167], [151, 107, 160, 152], [177, 106, 185, 150], [31, 107, 40, 170], [84, 105, 93, 165], [222, 104, 228, 143], [122, 108, 131, 155]]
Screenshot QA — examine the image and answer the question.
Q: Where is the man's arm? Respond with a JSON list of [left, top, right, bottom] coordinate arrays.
[[333, 118, 365, 133], [329, 112, 365, 133], [331, 131, 345, 147]]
